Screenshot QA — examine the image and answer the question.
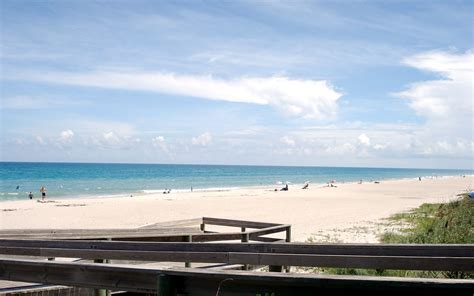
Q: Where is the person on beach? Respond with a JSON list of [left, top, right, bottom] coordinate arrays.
[[39, 186, 46, 201], [280, 184, 288, 191], [302, 183, 309, 189], [28, 192, 34, 200]]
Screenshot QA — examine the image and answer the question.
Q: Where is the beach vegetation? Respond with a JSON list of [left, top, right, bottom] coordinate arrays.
[[303, 193, 473, 279]]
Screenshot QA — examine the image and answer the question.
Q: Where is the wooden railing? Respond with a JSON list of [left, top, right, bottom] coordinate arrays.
[[0, 257, 473, 295], [0, 241, 473, 271], [0, 217, 291, 243], [0, 218, 473, 295]]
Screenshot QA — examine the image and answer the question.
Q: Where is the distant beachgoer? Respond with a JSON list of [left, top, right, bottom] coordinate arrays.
[[191, 186, 193, 192], [39, 186, 46, 201], [358, 180, 363, 184], [28, 192, 34, 200], [168, 189, 171, 194], [302, 183, 309, 189], [16, 185, 20, 190], [280, 184, 288, 191], [418, 177, 421, 181]]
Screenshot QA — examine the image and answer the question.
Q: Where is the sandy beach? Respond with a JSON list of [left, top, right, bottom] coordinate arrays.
[[1, 176, 472, 243]]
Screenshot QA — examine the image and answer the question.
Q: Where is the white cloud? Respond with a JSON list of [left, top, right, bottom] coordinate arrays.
[[192, 132, 212, 146], [397, 50, 473, 121], [25, 71, 342, 120], [280, 136, 295, 146], [152, 136, 169, 152], [60, 130, 74, 142], [103, 131, 120, 144], [357, 133, 371, 146], [394, 50, 474, 161]]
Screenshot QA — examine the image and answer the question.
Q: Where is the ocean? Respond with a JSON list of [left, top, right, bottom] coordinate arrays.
[[0, 162, 472, 201]]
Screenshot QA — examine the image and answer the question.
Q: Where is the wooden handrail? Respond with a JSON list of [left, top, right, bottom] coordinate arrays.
[[0, 259, 473, 294], [0, 217, 289, 243], [1, 240, 472, 257], [1, 246, 473, 271]]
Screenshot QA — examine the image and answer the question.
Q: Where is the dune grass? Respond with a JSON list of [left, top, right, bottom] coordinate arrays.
[[309, 193, 473, 279]]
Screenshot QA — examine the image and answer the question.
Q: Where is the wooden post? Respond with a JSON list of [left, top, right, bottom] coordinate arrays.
[[93, 259, 107, 296], [200, 223, 205, 232], [269, 265, 283, 272], [157, 274, 173, 296], [241, 230, 249, 270], [285, 225, 292, 272], [268, 227, 289, 273], [185, 235, 192, 268], [286, 226, 291, 243], [285, 226, 291, 272], [241, 230, 248, 243]]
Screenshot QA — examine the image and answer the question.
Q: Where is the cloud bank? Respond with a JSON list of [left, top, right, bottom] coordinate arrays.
[[397, 50, 473, 122], [26, 71, 342, 120]]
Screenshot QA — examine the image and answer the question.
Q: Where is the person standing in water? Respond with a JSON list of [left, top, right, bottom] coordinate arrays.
[[39, 186, 46, 201], [28, 192, 34, 200]]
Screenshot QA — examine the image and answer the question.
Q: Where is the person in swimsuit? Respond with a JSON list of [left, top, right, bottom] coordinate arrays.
[[40, 186, 46, 201]]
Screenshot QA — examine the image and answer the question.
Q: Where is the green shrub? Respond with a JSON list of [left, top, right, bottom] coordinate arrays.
[[308, 194, 473, 279]]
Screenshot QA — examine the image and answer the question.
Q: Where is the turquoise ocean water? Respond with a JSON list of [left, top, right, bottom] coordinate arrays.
[[0, 162, 472, 201]]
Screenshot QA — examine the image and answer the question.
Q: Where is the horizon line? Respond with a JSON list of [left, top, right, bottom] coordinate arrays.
[[1, 160, 472, 171]]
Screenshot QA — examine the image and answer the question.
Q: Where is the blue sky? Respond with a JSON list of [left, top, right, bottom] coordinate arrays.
[[1, 0, 473, 169]]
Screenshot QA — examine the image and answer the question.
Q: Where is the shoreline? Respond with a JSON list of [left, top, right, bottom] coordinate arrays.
[[1, 174, 471, 202], [1, 175, 472, 243]]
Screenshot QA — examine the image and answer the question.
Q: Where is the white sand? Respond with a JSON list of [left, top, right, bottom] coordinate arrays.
[[1, 176, 472, 243]]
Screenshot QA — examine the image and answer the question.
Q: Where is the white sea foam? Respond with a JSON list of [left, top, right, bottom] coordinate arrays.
[[140, 186, 242, 195]]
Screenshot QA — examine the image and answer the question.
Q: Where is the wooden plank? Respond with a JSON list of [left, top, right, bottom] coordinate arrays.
[[81, 232, 248, 242], [249, 225, 290, 238], [0, 240, 268, 253], [0, 229, 203, 240], [0, 227, 201, 235], [1, 240, 473, 257], [0, 247, 229, 263], [227, 253, 474, 271], [199, 263, 246, 270], [1, 259, 473, 295], [187, 232, 245, 242], [1, 247, 472, 271], [139, 218, 203, 229], [202, 217, 279, 228], [265, 243, 474, 257], [0, 259, 158, 293], [250, 237, 285, 243]]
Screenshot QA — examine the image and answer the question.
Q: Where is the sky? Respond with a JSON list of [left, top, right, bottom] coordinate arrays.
[[0, 0, 473, 169]]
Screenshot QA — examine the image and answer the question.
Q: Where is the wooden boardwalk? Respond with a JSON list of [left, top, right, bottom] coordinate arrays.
[[0, 217, 473, 295]]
